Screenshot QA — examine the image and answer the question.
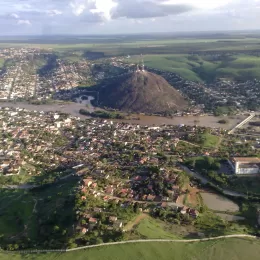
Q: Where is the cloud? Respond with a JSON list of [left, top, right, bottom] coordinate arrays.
[[0, 0, 260, 35], [80, 11, 107, 23], [47, 9, 63, 16], [10, 13, 20, 19], [69, 0, 96, 16], [111, 0, 194, 19], [17, 19, 31, 25]]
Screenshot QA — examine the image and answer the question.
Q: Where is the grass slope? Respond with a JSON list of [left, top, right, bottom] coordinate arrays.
[[135, 217, 179, 239], [1, 239, 260, 260]]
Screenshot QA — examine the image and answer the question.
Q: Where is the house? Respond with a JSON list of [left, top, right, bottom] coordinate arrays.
[[160, 202, 167, 208], [147, 195, 156, 201], [109, 216, 118, 223], [81, 227, 88, 234], [162, 197, 169, 202], [105, 187, 114, 195], [92, 183, 97, 188], [180, 206, 188, 215], [89, 217, 98, 224], [81, 187, 86, 193], [113, 221, 123, 230], [83, 178, 93, 187], [93, 207, 102, 213], [188, 208, 199, 218], [103, 196, 109, 201]]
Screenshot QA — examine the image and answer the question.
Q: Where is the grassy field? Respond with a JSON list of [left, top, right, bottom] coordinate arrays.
[[1, 238, 260, 260], [134, 217, 180, 239], [200, 133, 220, 148]]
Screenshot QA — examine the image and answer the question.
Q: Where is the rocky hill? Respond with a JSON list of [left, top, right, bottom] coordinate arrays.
[[98, 71, 188, 114]]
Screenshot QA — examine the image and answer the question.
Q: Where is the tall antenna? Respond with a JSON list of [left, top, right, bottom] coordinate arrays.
[[136, 54, 140, 72], [141, 54, 145, 72]]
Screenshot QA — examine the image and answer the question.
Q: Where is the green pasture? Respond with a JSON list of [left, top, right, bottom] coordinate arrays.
[[134, 217, 180, 239], [1, 238, 260, 260]]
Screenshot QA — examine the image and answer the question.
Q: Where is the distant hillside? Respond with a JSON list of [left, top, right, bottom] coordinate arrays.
[[126, 54, 260, 82], [98, 71, 188, 114]]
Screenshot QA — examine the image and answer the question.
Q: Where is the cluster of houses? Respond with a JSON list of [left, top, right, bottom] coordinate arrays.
[[0, 105, 228, 177], [0, 47, 97, 101], [0, 107, 81, 175]]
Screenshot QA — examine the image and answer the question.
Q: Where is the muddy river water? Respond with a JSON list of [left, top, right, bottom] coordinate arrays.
[[0, 101, 245, 129]]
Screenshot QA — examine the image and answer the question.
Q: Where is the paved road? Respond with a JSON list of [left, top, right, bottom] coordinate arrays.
[[10, 234, 258, 254], [180, 165, 247, 198]]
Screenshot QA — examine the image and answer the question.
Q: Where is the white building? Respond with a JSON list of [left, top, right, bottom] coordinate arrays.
[[229, 157, 260, 175]]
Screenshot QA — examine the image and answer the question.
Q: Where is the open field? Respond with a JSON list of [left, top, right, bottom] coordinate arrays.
[[199, 133, 220, 148], [2, 35, 260, 81], [134, 217, 180, 239], [1, 238, 260, 260]]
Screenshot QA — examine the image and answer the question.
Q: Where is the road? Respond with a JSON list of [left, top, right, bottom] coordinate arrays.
[[228, 113, 255, 134], [180, 165, 247, 198], [11, 234, 258, 254]]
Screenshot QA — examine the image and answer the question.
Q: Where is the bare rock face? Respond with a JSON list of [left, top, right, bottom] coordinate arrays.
[[99, 71, 188, 114]]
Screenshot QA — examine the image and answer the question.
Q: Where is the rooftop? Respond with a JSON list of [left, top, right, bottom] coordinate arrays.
[[232, 157, 260, 164]]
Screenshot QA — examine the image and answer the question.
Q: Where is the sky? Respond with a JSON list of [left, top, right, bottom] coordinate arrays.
[[0, 0, 260, 35]]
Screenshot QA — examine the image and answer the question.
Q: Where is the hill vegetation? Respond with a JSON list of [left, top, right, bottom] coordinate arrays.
[[98, 71, 188, 114]]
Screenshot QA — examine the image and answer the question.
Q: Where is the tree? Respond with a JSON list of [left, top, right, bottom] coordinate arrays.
[[95, 238, 103, 244], [68, 242, 77, 249], [53, 225, 60, 232]]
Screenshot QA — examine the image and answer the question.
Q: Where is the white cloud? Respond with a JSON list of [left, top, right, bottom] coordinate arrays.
[[70, 1, 86, 16], [1, 0, 260, 34], [47, 9, 63, 16], [10, 13, 19, 19], [17, 19, 31, 25], [93, 0, 117, 20]]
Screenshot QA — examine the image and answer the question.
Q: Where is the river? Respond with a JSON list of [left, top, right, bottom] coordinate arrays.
[[0, 100, 245, 129]]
